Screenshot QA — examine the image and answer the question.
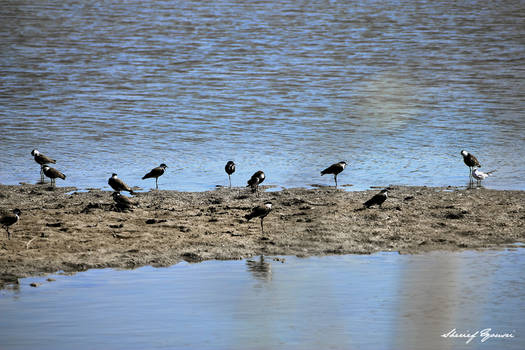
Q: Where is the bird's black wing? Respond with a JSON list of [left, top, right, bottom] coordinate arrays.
[[321, 163, 339, 175]]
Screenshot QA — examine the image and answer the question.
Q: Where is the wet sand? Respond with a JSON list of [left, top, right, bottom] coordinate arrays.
[[1, 184, 524, 286]]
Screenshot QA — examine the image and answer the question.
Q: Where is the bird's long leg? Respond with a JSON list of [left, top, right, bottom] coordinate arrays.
[[155, 178, 158, 190], [228, 175, 231, 188], [5, 227, 10, 240], [40, 167, 45, 183], [260, 218, 264, 235], [334, 174, 338, 188]]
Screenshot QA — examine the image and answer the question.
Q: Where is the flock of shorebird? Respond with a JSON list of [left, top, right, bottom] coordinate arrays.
[[0, 149, 493, 239]]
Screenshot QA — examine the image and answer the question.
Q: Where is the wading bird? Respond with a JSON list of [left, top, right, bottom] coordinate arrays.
[[142, 163, 167, 190], [225, 161, 235, 188], [108, 173, 134, 194], [461, 150, 481, 182], [247, 170, 265, 195], [321, 161, 347, 188], [1, 208, 21, 240], [245, 202, 272, 235], [31, 149, 56, 183], [363, 188, 389, 208], [42, 165, 66, 187], [472, 168, 496, 186]]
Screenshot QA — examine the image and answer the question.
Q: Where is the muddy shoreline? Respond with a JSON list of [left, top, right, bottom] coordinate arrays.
[[1, 184, 524, 287]]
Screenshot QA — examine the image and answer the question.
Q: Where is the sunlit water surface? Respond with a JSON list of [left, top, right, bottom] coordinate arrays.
[[1, 249, 524, 350], [0, 0, 524, 191]]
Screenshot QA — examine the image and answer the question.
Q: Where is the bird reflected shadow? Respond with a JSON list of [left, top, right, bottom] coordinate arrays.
[[246, 255, 272, 282]]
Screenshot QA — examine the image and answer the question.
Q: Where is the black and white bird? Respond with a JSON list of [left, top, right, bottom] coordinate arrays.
[[142, 163, 167, 190], [42, 165, 66, 187], [225, 161, 235, 188], [108, 173, 134, 194], [1, 208, 21, 240], [31, 149, 56, 183], [112, 192, 135, 211], [461, 150, 481, 182], [321, 161, 347, 188], [472, 168, 496, 186], [363, 188, 389, 208], [245, 202, 272, 235], [247, 170, 265, 195]]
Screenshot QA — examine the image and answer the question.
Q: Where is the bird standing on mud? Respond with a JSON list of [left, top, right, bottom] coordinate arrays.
[[363, 188, 389, 208], [245, 202, 272, 235], [460, 150, 481, 182], [225, 161, 235, 188], [108, 173, 135, 194], [1, 209, 21, 239], [472, 168, 496, 186], [247, 170, 265, 195], [31, 149, 56, 183], [321, 161, 347, 188], [42, 165, 66, 187], [142, 163, 167, 190]]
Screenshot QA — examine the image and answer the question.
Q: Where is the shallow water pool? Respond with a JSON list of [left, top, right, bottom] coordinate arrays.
[[1, 249, 524, 350]]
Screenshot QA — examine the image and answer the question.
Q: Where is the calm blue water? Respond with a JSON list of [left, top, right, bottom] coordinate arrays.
[[1, 250, 524, 350], [0, 0, 524, 191]]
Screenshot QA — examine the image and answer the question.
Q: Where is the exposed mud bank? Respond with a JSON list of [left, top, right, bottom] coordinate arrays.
[[1, 184, 524, 287]]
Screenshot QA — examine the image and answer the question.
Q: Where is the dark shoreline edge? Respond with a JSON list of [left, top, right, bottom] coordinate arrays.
[[1, 184, 524, 288]]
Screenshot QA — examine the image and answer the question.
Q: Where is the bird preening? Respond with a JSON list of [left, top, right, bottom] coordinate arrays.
[[321, 161, 347, 188], [247, 170, 265, 195], [112, 192, 135, 211], [245, 202, 272, 235], [31, 149, 56, 183], [142, 163, 168, 190], [225, 161, 235, 188], [108, 173, 135, 194], [1, 209, 21, 240]]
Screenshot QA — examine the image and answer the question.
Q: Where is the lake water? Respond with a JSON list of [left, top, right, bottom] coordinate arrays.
[[1, 249, 524, 350], [0, 0, 524, 191]]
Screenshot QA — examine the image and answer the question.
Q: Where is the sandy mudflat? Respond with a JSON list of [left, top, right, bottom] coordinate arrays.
[[0, 183, 524, 286]]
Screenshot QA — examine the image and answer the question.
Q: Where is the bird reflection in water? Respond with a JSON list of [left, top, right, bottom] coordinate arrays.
[[246, 255, 272, 281]]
